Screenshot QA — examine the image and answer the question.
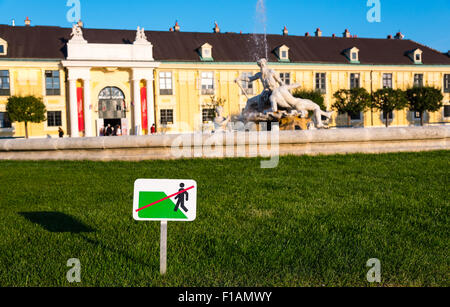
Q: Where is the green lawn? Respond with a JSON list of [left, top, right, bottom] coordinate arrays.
[[0, 151, 448, 287]]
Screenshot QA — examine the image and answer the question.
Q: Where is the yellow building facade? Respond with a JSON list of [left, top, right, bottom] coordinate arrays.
[[154, 63, 450, 133], [0, 24, 449, 138]]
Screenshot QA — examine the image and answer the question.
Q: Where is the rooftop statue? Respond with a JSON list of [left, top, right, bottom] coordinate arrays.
[[235, 58, 333, 129], [69, 24, 86, 43], [134, 27, 149, 44]]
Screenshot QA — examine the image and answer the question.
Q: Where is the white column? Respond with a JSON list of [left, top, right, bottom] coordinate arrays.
[[133, 78, 142, 135], [68, 79, 79, 138], [146, 76, 155, 135], [83, 78, 93, 137]]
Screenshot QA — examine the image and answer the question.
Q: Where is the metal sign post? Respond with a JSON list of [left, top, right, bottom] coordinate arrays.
[[160, 221, 168, 275]]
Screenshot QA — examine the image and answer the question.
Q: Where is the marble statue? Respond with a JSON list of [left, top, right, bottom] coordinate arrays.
[[69, 24, 86, 43], [135, 27, 148, 43], [235, 58, 333, 129], [213, 106, 231, 132]]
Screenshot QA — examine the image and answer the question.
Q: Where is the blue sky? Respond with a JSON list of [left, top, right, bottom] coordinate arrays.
[[0, 0, 449, 51]]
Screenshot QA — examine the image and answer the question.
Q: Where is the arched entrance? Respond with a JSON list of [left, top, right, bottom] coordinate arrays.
[[98, 86, 127, 135]]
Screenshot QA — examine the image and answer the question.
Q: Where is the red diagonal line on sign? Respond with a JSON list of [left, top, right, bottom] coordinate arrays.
[[136, 186, 195, 212]]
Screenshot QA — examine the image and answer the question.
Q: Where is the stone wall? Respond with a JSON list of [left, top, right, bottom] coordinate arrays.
[[0, 126, 448, 161]]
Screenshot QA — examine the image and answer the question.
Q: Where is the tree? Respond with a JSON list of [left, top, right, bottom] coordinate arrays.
[[332, 88, 371, 127], [371, 88, 408, 127], [292, 89, 326, 110], [406, 86, 444, 126], [6, 96, 46, 138], [293, 89, 327, 120]]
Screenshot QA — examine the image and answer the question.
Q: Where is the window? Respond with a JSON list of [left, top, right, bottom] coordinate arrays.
[[416, 54, 421, 61], [45, 70, 60, 96], [47, 111, 62, 127], [280, 72, 291, 85], [350, 73, 360, 89], [0, 70, 10, 96], [202, 108, 215, 123], [0, 38, 6, 55], [414, 74, 424, 87], [240, 72, 254, 95], [382, 111, 394, 120], [383, 73, 393, 88], [413, 111, 422, 119], [444, 74, 450, 93], [159, 72, 173, 95], [160, 109, 174, 125], [200, 43, 213, 61], [349, 111, 362, 121], [444, 105, 450, 118], [277, 45, 289, 61], [315, 73, 326, 93], [0, 112, 11, 128], [201, 72, 214, 95], [346, 47, 359, 63]]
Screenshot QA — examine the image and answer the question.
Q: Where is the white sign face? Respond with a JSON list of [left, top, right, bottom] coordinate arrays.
[[133, 179, 197, 222]]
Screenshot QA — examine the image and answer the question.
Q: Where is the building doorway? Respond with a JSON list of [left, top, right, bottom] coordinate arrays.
[[98, 86, 127, 136], [104, 118, 122, 128]]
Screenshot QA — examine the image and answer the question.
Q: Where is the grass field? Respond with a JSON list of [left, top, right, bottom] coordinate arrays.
[[0, 151, 448, 287]]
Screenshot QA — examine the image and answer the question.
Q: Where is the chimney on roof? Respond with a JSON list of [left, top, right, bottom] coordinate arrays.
[[24, 16, 31, 26], [12, 19, 15, 27], [315, 28, 322, 37], [387, 34, 393, 39], [283, 26, 288, 36], [169, 27, 174, 32], [332, 33, 336, 38], [343, 29, 351, 38], [305, 32, 310, 37], [77, 20, 84, 28], [395, 32, 404, 40], [213, 21, 220, 33], [353, 35, 358, 38], [174, 21, 180, 32]]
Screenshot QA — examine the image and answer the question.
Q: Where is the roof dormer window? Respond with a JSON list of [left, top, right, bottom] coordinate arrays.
[[276, 45, 290, 62], [344, 47, 360, 63], [199, 43, 213, 61], [408, 48, 423, 64], [0, 38, 7, 56]]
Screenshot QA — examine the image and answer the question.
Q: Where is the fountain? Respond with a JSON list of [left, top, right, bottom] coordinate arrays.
[[234, 58, 333, 130], [227, 0, 333, 130]]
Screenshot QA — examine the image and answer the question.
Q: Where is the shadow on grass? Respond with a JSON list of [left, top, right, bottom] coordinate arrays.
[[18, 212, 156, 271], [19, 212, 94, 233]]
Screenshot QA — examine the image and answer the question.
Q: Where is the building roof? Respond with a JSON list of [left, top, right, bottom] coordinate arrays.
[[1, 24, 449, 65]]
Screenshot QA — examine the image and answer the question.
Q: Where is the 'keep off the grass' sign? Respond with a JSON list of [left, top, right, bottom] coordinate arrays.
[[133, 179, 197, 222]]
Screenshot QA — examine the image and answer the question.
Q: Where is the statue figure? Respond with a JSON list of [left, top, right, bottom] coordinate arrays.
[[213, 106, 231, 132], [135, 27, 149, 44], [69, 24, 87, 43], [235, 58, 333, 128]]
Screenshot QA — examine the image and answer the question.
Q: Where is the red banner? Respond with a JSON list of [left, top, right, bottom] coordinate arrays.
[[76, 87, 85, 132], [140, 86, 148, 131]]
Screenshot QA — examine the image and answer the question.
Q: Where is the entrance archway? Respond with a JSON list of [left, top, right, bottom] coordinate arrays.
[[98, 87, 126, 119], [98, 86, 127, 136]]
